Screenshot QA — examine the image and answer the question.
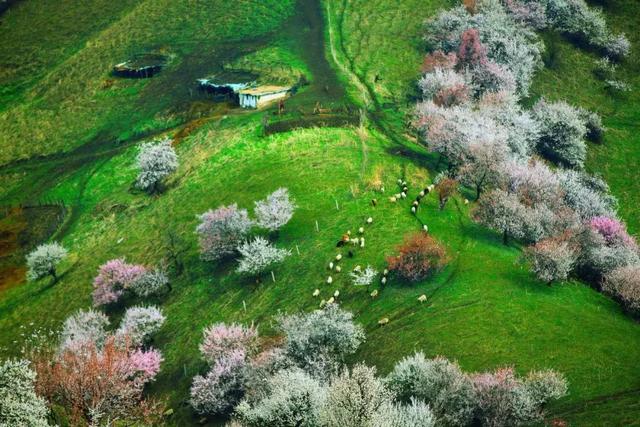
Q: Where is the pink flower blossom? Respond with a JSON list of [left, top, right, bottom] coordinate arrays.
[[200, 323, 258, 365], [92, 259, 147, 306], [129, 348, 163, 382]]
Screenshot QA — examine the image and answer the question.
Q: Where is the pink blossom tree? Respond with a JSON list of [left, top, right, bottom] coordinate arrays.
[[199, 323, 258, 366], [92, 259, 147, 306], [457, 28, 488, 68]]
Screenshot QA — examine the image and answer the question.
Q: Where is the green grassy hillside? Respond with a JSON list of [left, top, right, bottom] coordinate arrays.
[[1, 0, 639, 425]]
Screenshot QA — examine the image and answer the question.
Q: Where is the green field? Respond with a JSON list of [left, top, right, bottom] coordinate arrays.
[[1, 0, 639, 425]]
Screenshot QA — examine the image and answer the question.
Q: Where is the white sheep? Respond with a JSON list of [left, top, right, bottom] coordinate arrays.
[[401, 192, 407, 199], [428, 184, 435, 191], [329, 262, 334, 270], [383, 269, 388, 276], [313, 289, 320, 297], [423, 224, 429, 233], [378, 317, 389, 326], [411, 206, 416, 214], [395, 193, 402, 199], [351, 237, 360, 245], [366, 217, 373, 224], [381, 277, 387, 285], [353, 265, 362, 272], [402, 181, 407, 187], [327, 297, 335, 304], [347, 230, 352, 236], [397, 178, 403, 184], [370, 289, 379, 298], [358, 227, 365, 234], [389, 196, 397, 203], [360, 238, 365, 248], [464, 198, 469, 205], [336, 254, 342, 261], [413, 201, 419, 207], [327, 276, 333, 284], [418, 294, 427, 303], [333, 290, 340, 298], [419, 190, 425, 197], [319, 299, 326, 307], [335, 266, 342, 273]]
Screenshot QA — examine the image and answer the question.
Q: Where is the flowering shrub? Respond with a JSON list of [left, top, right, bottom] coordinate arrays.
[[131, 268, 170, 297], [387, 233, 448, 282], [92, 258, 147, 306], [236, 237, 291, 276], [196, 204, 253, 262], [421, 50, 458, 73], [59, 309, 110, 351], [589, 216, 630, 245], [26, 242, 67, 282], [200, 323, 258, 366], [372, 398, 436, 427], [254, 188, 296, 232], [457, 28, 488, 68], [117, 306, 166, 346], [350, 265, 378, 286], [0, 359, 49, 426], [603, 265, 640, 315], [129, 348, 163, 381], [525, 233, 578, 284], [419, 68, 468, 103], [533, 99, 587, 169], [135, 137, 178, 194], [277, 304, 365, 372], [236, 369, 327, 426], [386, 353, 477, 426], [34, 337, 164, 425]]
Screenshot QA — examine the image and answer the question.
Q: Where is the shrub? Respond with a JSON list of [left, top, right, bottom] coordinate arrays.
[[129, 348, 164, 381], [421, 50, 458, 73], [196, 204, 253, 262], [372, 398, 436, 427], [254, 188, 296, 232], [603, 34, 631, 59], [533, 99, 587, 168], [0, 359, 49, 427], [419, 68, 468, 102], [135, 137, 178, 194], [200, 323, 258, 366], [236, 369, 327, 427], [589, 216, 630, 245], [321, 364, 392, 427], [350, 265, 378, 286], [34, 337, 164, 426], [386, 353, 477, 427], [387, 233, 448, 282], [59, 309, 110, 352], [503, 0, 548, 29], [525, 234, 578, 285], [593, 57, 617, 80], [117, 306, 166, 346], [236, 237, 291, 276], [602, 265, 640, 315], [557, 170, 617, 220], [92, 259, 147, 306], [130, 268, 170, 297], [278, 304, 365, 373], [475, 189, 543, 244], [26, 242, 67, 282], [469, 61, 517, 96], [457, 28, 488, 68], [579, 109, 605, 142], [472, 367, 567, 427], [190, 350, 247, 416]]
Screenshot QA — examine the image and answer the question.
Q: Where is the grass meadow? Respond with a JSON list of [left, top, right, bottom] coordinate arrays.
[[1, 0, 639, 425]]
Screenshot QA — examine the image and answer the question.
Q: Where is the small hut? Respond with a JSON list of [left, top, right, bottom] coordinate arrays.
[[238, 85, 291, 109], [113, 54, 168, 78], [197, 72, 256, 98]]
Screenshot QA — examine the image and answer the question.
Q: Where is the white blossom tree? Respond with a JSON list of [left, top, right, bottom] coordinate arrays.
[[525, 236, 577, 285], [236, 237, 291, 276], [350, 265, 378, 286], [254, 188, 296, 232], [59, 309, 110, 351], [116, 305, 166, 346], [196, 204, 253, 261], [135, 137, 178, 194], [26, 242, 68, 283], [0, 359, 49, 426]]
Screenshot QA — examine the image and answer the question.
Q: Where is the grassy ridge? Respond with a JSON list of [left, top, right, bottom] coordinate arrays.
[[0, 0, 295, 165]]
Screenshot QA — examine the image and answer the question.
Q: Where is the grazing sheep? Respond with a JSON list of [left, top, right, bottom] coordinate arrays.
[[347, 230, 352, 236], [419, 190, 425, 197], [333, 290, 340, 298], [413, 201, 419, 207], [403, 187, 408, 193], [464, 199, 469, 205], [397, 178, 403, 185], [360, 238, 365, 248], [329, 262, 334, 270], [336, 254, 343, 261], [319, 299, 326, 307], [358, 227, 365, 234], [423, 224, 429, 233], [380, 186, 385, 193], [327, 297, 335, 304], [402, 181, 407, 187], [383, 269, 388, 276], [395, 193, 402, 199], [313, 289, 320, 297], [366, 217, 373, 224], [381, 277, 387, 285], [371, 199, 378, 207], [351, 237, 360, 246], [378, 317, 389, 326], [428, 184, 435, 191], [353, 265, 362, 272], [411, 207, 416, 214], [401, 192, 407, 199], [370, 289, 378, 298], [389, 196, 397, 203], [335, 266, 342, 273], [418, 294, 427, 303], [327, 276, 333, 284]]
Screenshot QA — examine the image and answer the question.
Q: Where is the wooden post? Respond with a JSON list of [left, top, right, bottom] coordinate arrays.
[[315, 220, 319, 232], [271, 271, 276, 283], [243, 300, 247, 313], [295, 244, 300, 255]]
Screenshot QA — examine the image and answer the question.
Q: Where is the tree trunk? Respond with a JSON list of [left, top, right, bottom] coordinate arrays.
[[50, 269, 58, 284], [476, 185, 482, 201], [502, 230, 508, 245]]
